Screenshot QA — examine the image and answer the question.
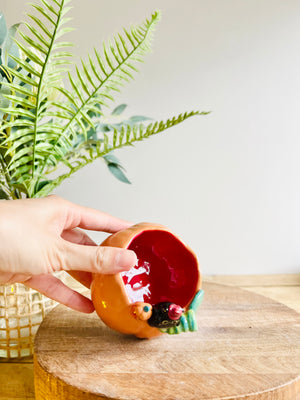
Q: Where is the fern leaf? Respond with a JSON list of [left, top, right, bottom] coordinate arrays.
[[3, 94, 35, 110], [4, 0, 73, 196], [3, 2, 207, 199], [88, 54, 102, 82], [33, 111, 208, 197], [27, 13, 52, 38], [9, 68, 39, 86], [9, 54, 41, 77], [30, 4, 57, 25], [3, 107, 35, 119], [23, 22, 51, 48], [17, 31, 48, 56], [34, 11, 161, 188]]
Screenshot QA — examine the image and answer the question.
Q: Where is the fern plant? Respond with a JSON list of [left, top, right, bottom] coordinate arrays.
[[0, 0, 208, 200]]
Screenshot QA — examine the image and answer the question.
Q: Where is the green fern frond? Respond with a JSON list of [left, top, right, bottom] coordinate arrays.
[[33, 10, 161, 190], [33, 111, 208, 197], [53, 11, 160, 138], [2, 0, 73, 196], [0, 1, 207, 199]]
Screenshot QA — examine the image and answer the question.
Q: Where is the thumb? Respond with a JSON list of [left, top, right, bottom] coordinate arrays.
[[58, 240, 137, 274]]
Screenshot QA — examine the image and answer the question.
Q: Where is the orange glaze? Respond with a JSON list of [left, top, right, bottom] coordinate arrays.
[[91, 222, 201, 339]]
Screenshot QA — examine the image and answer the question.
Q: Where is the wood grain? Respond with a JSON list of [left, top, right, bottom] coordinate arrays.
[[204, 274, 300, 287], [1, 274, 299, 400], [0, 363, 34, 399], [34, 282, 300, 400]]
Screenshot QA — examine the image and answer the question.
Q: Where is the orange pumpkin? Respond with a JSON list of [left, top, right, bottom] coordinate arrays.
[[91, 223, 202, 339]]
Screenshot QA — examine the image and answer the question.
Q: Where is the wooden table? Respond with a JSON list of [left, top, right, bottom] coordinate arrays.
[[0, 274, 299, 400]]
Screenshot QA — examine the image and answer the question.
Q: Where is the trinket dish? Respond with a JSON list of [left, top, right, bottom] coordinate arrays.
[[91, 223, 203, 338]]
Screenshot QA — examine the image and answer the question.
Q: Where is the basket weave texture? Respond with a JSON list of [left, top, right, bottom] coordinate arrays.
[[0, 283, 57, 359]]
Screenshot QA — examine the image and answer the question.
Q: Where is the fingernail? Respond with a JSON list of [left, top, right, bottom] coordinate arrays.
[[115, 249, 137, 272]]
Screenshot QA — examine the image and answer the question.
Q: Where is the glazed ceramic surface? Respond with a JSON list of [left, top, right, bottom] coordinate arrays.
[[91, 223, 203, 338]]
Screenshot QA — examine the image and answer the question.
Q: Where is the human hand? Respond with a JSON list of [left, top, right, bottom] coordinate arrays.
[[0, 195, 137, 313]]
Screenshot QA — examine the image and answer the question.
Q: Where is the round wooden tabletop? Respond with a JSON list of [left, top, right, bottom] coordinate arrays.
[[34, 282, 300, 400]]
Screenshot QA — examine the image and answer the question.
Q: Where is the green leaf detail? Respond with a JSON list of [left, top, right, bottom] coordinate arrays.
[[189, 289, 204, 311], [159, 290, 204, 335]]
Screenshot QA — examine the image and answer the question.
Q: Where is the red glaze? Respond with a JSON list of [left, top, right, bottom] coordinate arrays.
[[122, 230, 199, 308]]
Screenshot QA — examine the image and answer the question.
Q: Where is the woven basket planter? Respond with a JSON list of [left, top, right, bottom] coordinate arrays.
[[0, 278, 62, 359]]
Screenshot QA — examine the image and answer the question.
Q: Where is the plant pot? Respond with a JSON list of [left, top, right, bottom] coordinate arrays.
[[0, 273, 64, 359]]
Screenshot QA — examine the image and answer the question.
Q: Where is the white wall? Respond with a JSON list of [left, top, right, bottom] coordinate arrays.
[[2, 0, 300, 275]]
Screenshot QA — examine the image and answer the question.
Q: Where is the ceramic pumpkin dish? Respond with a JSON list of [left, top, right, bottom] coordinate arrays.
[[91, 222, 204, 339]]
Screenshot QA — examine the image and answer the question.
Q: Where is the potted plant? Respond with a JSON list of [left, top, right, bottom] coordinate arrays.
[[0, 0, 208, 358]]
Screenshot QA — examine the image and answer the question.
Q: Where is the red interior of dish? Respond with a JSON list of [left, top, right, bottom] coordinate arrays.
[[121, 230, 199, 307]]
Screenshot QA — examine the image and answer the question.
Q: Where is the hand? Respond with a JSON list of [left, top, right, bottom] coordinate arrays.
[[0, 195, 137, 313]]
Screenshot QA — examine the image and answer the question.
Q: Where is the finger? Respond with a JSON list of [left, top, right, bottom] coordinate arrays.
[[0, 272, 29, 285], [61, 229, 96, 287], [67, 271, 93, 289], [55, 196, 133, 233], [23, 274, 95, 313], [61, 228, 97, 246], [58, 240, 137, 274]]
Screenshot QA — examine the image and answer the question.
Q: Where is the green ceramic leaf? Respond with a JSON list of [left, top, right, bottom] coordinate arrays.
[[159, 289, 204, 335], [189, 289, 204, 312], [187, 309, 197, 331]]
